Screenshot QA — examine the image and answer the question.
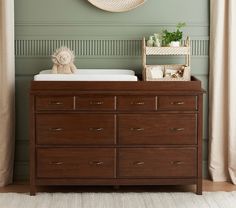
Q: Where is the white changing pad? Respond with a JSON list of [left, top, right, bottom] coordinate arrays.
[[34, 69, 138, 81]]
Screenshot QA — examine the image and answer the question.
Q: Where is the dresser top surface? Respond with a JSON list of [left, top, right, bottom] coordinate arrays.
[[30, 76, 204, 93]]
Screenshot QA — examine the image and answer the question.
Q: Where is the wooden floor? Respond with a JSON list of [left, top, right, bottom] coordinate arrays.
[[0, 180, 236, 193]]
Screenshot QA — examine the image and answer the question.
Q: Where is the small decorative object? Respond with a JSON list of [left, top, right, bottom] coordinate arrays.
[[153, 33, 161, 47], [165, 68, 178, 76], [149, 65, 164, 78], [165, 68, 183, 78], [162, 22, 186, 46], [87, 0, 146, 13], [164, 72, 171, 78], [147, 36, 155, 47], [51, 47, 77, 74], [169, 41, 180, 47]]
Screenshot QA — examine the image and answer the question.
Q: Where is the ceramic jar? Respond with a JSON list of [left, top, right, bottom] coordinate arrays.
[[147, 36, 155, 47], [169, 41, 180, 47]]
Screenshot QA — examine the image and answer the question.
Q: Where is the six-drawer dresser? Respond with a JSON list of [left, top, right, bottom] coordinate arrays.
[[29, 77, 204, 195]]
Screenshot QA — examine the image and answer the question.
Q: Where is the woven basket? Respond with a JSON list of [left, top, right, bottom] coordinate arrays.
[[88, 0, 146, 12], [145, 64, 191, 81]]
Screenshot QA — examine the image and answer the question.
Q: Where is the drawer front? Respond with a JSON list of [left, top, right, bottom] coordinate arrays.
[[118, 114, 196, 145], [158, 96, 197, 111], [37, 148, 115, 178], [36, 96, 74, 111], [36, 114, 115, 145], [117, 96, 156, 111], [118, 148, 197, 178], [76, 96, 115, 111]]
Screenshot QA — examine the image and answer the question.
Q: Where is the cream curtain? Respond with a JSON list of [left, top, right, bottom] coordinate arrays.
[[209, 0, 236, 183], [0, 0, 15, 186]]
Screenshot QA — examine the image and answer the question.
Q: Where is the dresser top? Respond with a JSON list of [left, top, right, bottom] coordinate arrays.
[[31, 76, 204, 93]]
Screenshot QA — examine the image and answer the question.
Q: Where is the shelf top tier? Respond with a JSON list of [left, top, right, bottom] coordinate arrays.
[[146, 46, 190, 56]]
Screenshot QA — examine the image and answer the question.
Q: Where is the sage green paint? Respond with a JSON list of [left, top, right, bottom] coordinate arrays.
[[15, 0, 208, 25], [14, 0, 209, 181]]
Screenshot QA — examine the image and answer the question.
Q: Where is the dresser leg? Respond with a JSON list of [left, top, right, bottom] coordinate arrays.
[[196, 180, 202, 195], [30, 185, 36, 196]]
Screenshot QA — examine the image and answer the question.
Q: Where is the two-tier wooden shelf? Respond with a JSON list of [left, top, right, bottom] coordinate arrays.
[[142, 37, 191, 81]]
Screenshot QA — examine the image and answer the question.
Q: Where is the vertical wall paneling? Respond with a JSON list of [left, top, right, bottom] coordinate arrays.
[[15, 39, 209, 58]]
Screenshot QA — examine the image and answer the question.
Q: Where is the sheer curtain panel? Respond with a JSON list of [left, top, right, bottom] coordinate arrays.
[[0, 0, 15, 186], [209, 0, 236, 183]]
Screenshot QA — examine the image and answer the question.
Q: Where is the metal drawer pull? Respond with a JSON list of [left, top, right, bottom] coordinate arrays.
[[170, 101, 185, 105], [90, 101, 104, 105], [50, 128, 64, 131], [50, 101, 63, 105], [90, 161, 104, 166], [133, 161, 145, 166], [89, 127, 104, 131], [131, 101, 145, 105], [170, 128, 185, 132], [171, 161, 184, 165], [130, 128, 145, 131], [49, 161, 64, 165]]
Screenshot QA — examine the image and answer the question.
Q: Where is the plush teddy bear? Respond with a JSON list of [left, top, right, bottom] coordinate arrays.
[[51, 47, 77, 74]]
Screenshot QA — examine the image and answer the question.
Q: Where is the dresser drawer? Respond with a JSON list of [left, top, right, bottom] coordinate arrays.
[[158, 96, 197, 111], [118, 148, 197, 178], [118, 114, 196, 145], [36, 96, 74, 111], [36, 114, 115, 145], [117, 96, 156, 111], [37, 148, 115, 178], [76, 96, 115, 111]]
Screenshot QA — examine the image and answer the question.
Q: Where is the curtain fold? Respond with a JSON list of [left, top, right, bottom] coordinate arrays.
[[0, 0, 15, 186], [209, 0, 236, 183]]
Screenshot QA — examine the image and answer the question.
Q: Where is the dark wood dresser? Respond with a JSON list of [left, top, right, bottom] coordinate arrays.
[[29, 77, 204, 195]]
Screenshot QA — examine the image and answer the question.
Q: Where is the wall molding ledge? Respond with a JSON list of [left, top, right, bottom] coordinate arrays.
[[15, 21, 209, 27]]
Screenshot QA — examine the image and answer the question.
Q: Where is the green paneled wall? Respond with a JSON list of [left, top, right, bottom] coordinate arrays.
[[14, 0, 209, 181]]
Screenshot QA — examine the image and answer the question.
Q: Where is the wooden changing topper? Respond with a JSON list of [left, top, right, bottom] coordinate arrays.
[[29, 79, 204, 195]]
